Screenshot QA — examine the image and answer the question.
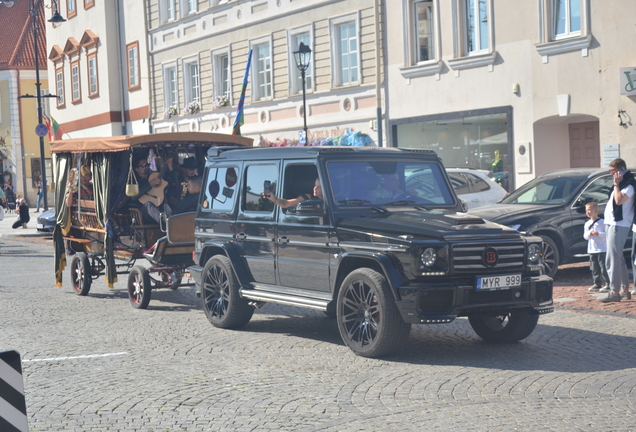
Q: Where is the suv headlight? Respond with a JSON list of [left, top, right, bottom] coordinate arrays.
[[420, 248, 437, 267], [527, 243, 541, 264]]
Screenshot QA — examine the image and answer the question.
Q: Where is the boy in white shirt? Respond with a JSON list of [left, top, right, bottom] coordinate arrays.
[[584, 201, 609, 291]]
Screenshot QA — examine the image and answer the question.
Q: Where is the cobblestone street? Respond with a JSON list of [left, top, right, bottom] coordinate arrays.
[[1, 236, 635, 431]]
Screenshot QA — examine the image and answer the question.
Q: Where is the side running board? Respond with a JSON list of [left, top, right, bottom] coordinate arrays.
[[239, 289, 330, 311]]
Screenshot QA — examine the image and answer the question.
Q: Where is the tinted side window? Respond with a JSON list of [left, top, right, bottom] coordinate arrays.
[[577, 175, 613, 205], [467, 173, 491, 192], [202, 166, 240, 212], [448, 173, 471, 195], [244, 164, 277, 213]]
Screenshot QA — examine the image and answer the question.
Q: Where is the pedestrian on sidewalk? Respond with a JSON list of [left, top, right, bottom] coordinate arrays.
[[600, 158, 635, 303], [35, 177, 43, 213], [584, 201, 610, 292], [12, 198, 30, 229]]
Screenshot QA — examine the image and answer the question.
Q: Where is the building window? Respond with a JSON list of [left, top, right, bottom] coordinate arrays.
[[67, 0, 77, 18], [553, 0, 580, 39], [212, 50, 231, 101], [84, 0, 95, 9], [38, 89, 52, 118], [160, 0, 176, 24], [289, 30, 313, 94], [184, 58, 200, 104], [414, 1, 435, 62], [87, 53, 98, 97], [71, 61, 81, 103], [183, 0, 197, 14], [465, 0, 489, 54], [163, 65, 178, 110], [126, 41, 140, 91], [253, 41, 272, 100], [55, 68, 65, 108], [331, 16, 360, 86]]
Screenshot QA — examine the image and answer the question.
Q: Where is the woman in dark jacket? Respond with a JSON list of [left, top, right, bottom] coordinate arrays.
[[12, 198, 30, 229]]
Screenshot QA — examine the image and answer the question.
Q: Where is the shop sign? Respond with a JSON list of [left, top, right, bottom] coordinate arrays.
[[620, 67, 636, 96]]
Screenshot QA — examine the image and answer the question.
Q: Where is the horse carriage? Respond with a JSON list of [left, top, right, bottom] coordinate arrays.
[[51, 132, 252, 308]]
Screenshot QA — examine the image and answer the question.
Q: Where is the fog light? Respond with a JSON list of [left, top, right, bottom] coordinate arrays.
[[515, 291, 521, 298]]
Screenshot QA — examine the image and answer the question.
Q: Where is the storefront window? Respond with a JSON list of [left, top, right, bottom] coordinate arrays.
[[394, 111, 511, 190]]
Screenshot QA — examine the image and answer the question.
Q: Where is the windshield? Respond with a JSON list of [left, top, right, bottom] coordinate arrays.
[[326, 160, 455, 208], [502, 174, 589, 205]]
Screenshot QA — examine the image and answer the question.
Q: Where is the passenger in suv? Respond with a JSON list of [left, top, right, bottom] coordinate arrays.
[[190, 147, 553, 358]]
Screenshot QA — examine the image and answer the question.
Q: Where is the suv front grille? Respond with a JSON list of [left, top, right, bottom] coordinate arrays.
[[452, 241, 525, 274]]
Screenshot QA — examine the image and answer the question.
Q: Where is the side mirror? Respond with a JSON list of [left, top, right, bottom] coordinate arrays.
[[296, 199, 326, 216]]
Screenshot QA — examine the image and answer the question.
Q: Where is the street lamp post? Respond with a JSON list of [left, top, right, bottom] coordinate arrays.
[[2, 0, 65, 211], [293, 42, 312, 146]]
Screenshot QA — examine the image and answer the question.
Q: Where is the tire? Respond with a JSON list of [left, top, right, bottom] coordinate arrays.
[[468, 310, 539, 343], [128, 266, 152, 309], [70, 253, 92, 296], [540, 235, 560, 278], [336, 268, 411, 358], [201, 256, 253, 329]]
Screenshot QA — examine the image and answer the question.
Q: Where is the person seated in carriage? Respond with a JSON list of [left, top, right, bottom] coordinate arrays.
[[64, 165, 94, 207]]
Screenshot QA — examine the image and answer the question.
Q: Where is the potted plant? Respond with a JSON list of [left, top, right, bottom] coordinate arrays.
[[185, 100, 201, 115], [164, 105, 179, 119], [213, 95, 230, 109]]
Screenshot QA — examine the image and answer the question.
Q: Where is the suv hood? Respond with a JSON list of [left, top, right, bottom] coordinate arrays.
[[337, 210, 515, 240], [468, 203, 564, 223]]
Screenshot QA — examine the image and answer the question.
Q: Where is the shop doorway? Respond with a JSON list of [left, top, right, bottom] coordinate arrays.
[[569, 121, 600, 168]]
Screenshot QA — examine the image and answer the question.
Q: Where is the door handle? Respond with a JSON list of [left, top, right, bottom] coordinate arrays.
[[235, 233, 247, 240], [277, 236, 290, 244]]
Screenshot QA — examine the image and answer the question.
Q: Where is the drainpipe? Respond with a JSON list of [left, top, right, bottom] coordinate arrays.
[[143, 0, 154, 133], [374, 0, 383, 147], [115, 0, 127, 135]]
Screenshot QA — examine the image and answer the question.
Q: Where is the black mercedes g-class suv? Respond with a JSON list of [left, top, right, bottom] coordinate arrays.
[[189, 146, 553, 357]]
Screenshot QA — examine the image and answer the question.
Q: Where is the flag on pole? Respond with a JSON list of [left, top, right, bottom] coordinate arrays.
[[232, 49, 253, 136], [43, 114, 64, 140]]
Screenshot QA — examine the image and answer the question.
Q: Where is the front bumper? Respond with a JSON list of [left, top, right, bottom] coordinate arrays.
[[395, 275, 553, 324]]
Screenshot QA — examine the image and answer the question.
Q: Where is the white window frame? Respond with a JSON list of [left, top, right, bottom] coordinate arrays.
[[159, 0, 176, 24], [163, 63, 179, 110], [87, 54, 98, 97], [447, 0, 496, 73], [552, 0, 581, 40], [250, 37, 273, 101], [412, 0, 436, 63], [287, 26, 314, 95], [329, 13, 361, 87], [536, 0, 590, 62], [463, 0, 490, 55], [399, 0, 443, 79], [56, 69, 65, 107], [182, 0, 197, 15], [211, 48, 232, 102], [37, 89, 52, 118], [127, 42, 140, 91], [183, 56, 201, 105], [71, 61, 81, 103]]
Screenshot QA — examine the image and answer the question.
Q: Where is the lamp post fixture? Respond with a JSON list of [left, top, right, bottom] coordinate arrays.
[[3, 0, 65, 211], [293, 42, 311, 146]]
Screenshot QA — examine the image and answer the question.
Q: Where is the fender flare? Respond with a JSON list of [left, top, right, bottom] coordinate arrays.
[[336, 251, 407, 301], [200, 241, 252, 287]]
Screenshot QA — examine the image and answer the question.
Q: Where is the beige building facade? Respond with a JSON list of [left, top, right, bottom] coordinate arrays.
[[147, 0, 383, 146], [384, 0, 636, 191]]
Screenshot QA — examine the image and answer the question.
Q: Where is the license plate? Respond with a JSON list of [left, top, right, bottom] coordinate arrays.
[[476, 274, 521, 290], [36, 223, 44, 229]]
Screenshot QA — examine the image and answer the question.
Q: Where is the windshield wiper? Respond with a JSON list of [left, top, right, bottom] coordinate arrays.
[[383, 200, 417, 206], [337, 199, 390, 214]]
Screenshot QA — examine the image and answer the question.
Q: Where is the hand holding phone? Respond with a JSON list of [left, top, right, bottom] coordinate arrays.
[[263, 180, 272, 198]]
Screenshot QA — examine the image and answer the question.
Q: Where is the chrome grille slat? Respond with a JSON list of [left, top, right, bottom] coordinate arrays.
[[452, 241, 525, 274]]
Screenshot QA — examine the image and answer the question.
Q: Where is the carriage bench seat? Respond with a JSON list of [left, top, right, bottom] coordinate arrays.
[[143, 212, 196, 265]]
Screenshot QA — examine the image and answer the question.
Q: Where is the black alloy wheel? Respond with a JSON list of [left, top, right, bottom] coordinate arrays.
[[336, 268, 411, 358], [201, 256, 253, 329], [468, 310, 539, 343]]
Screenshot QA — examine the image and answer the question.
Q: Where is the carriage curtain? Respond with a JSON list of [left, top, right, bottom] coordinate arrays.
[[53, 154, 71, 287], [91, 154, 118, 288]]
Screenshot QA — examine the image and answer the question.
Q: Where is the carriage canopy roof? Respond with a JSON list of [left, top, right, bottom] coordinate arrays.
[[50, 132, 253, 154]]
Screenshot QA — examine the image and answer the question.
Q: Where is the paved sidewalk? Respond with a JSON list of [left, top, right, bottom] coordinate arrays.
[[0, 208, 52, 242]]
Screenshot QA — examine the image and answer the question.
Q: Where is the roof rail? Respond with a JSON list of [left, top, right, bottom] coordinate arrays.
[[206, 146, 245, 159]]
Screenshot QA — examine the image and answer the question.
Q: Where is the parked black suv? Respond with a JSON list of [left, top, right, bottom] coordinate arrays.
[[190, 147, 553, 357]]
